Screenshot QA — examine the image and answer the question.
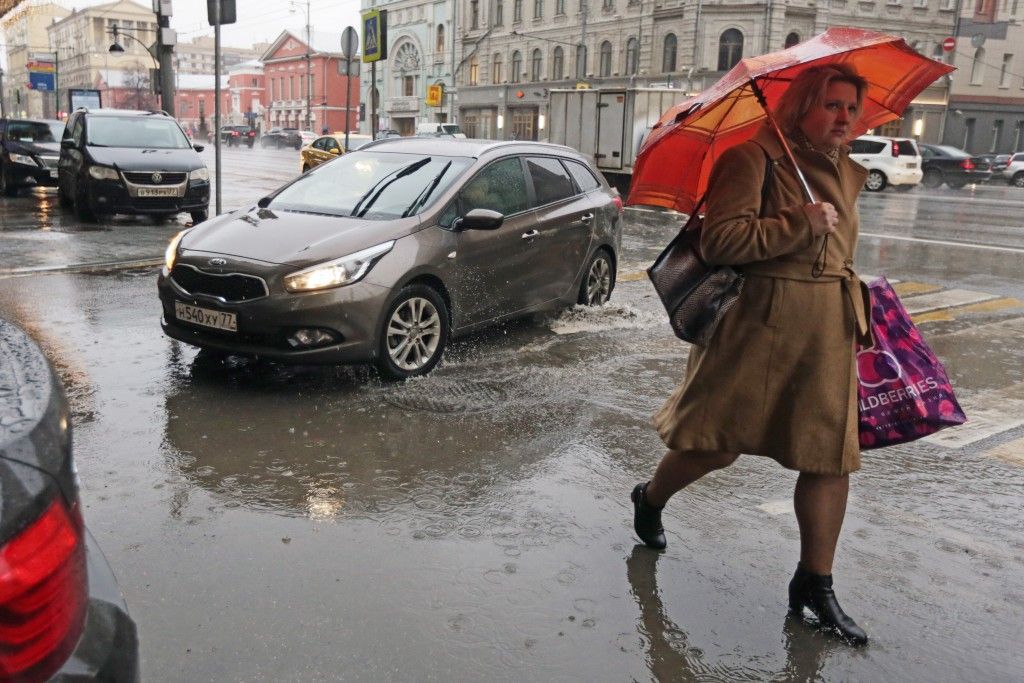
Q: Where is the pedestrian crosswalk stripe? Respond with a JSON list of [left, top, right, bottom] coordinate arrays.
[[984, 437, 1024, 466], [893, 281, 943, 297], [925, 381, 1024, 449], [912, 297, 1024, 324], [902, 289, 1000, 315]]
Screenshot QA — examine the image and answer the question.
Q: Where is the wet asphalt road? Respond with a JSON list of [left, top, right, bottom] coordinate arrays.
[[1, 146, 1023, 681]]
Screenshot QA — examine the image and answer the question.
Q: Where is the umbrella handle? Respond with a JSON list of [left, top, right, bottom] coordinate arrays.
[[750, 79, 817, 204]]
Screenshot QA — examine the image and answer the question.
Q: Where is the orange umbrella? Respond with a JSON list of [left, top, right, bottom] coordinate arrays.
[[627, 27, 954, 214]]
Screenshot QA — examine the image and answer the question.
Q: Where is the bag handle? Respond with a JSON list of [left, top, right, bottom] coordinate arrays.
[[681, 148, 774, 234]]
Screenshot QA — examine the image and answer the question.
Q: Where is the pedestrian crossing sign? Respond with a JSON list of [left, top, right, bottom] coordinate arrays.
[[361, 9, 388, 63]]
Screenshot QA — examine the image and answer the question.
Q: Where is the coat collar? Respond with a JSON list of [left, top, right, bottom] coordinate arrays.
[[750, 123, 853, 162]]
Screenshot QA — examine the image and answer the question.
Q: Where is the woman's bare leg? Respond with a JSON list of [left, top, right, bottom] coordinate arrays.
[[644, 449, 739, 508], [793, 472, 849, 575]]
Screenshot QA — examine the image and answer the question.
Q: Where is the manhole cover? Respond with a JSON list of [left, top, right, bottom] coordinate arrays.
[[384, 379, 506, 414]]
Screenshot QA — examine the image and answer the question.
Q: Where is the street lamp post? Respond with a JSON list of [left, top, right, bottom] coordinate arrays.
[[291, 0, 312, 131], [109, 25, 162, 109], [0, 68, 5, 118]]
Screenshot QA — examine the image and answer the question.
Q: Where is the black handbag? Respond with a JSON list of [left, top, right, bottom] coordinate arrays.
[[647, 151, 774, 346]]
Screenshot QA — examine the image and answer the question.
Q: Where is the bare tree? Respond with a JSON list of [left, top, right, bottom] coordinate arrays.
[[115, 64, 159, 111]]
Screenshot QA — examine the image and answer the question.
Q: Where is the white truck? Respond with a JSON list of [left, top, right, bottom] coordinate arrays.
[[547, 87, 691, 194]]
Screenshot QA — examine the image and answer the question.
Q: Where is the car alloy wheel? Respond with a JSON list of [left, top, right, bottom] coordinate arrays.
[[864, 170, 886, 192], [1013, 173, 1024, 188], [922, 169, 943, 188], [378, 285, 448, 379], [579, 249, 614, 306]]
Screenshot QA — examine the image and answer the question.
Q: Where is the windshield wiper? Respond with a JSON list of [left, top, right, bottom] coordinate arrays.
[[402, 161, 452, 217], [350, 157, 431, 218]]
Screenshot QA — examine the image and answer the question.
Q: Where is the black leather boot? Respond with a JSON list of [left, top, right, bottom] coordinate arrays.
[[631, 482, 667, 550], [788, 565, 868, 645]]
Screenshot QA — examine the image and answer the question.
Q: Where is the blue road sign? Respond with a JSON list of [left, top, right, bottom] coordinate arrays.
[[29, 72, 54, 91]]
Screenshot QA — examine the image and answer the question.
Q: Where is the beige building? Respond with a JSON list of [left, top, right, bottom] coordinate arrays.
[[175, 36, 264, 75], [45, 0, 160, 115], [454, 0, 961, 142], [2, 1, 69, 119]]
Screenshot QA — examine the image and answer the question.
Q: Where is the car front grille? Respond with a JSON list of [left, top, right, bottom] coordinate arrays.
[[171, 264, 268, 302], [123, 171, 188, 185]]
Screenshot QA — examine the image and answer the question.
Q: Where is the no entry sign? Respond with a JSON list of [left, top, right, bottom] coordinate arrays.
[[942, 37, 956, 52]]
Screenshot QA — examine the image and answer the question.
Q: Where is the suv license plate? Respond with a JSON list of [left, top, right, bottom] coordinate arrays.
[[49, 169, 58, 178], [138, 187, 178, 197], [175, 302, 236, 332]]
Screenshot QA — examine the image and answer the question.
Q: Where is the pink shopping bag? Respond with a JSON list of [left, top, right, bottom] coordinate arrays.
[[857, 278, 966, 450]]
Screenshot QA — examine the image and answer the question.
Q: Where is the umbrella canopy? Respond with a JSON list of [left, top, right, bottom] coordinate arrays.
[[627, 27, 954, 214]]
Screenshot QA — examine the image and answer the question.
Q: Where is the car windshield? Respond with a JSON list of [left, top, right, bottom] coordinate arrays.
[[7, 120, 63, 143], [87, 116, 191, 148], [270, 151, 472, 219]]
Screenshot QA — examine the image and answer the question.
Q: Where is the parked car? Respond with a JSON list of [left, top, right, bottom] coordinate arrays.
[[0, 316, 139, 681], [260, 127, 303, 149], [918, 143, 993, 188], [0, 117, 65, 196], [213, 124, 256, 148], [159, 138, 623, 378], [375, 128, 402, 140], [57, 108, 210, 223], [848, 135, 922, 192], [299, 133, 374, 172], [1001, 151, 1024, 187]]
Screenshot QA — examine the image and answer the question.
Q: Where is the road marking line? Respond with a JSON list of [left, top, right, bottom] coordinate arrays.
[[757, 500, 792, 516], [893, 281, 943, 297], [620, 271, 647, 282], [912, 297, 1024, 323], [925, 382, 1024, 448], [902, 289, 999, 315], [0, 258, 162, 279], [860, 232, 1024, 255], [984, 437, 1024, 466]]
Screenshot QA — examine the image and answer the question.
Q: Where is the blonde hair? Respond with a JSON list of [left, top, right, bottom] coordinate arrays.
[[774, 64, 867, 135]]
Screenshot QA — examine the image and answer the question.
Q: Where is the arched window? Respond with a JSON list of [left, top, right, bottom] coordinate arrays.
[[436, 24, 445, 53], [534, 0, 543, 18], [970, 47, 985, 84], [468, 55, 479, 85], [576, 44, 588, 79], [662, 33, 677, 73], [718, 29, 744, 71], [784, 32, 800, 48], [625, 37, 639, 75], [599, 41, 612, 77], [493, 52, 504, 83], [514, 0, 523, 21], [531, 48, 543, 81], [553, 46, 564, 80], [511, 50, 522, 83]]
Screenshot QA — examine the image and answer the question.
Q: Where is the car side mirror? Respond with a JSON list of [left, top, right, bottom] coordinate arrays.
[[61, 139, 75, 149], [193, 144, 205, 152], [257, 196, 272, 209], [329, 147, 341, 155], [456, 208, 504, 231]]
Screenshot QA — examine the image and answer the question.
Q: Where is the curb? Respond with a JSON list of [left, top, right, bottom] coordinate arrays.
[[0, 258, 163, 279]]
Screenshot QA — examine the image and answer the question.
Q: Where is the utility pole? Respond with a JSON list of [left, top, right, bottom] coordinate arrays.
[[449, 0, 456, 123], [155, 0, 177, 116], [306, 0, 312, 131], [578, 0, 587, 80]]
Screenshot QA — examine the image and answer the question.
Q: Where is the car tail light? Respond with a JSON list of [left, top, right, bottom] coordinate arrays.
[[960, 159, 975, 170], [612, 196, 624, 214], [0, 498, 87, 681], [891, 141, 901, 157]]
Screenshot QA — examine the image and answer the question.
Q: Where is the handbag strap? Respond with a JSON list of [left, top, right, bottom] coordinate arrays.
[[682, 147, 774, 233]]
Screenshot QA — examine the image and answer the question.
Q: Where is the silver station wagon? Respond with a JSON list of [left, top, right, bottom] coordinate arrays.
[[158, 138, 622, 378]]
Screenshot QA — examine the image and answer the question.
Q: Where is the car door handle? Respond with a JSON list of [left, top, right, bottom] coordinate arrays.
[[521, 229, 540, 240], [578, 213, 594, 224]]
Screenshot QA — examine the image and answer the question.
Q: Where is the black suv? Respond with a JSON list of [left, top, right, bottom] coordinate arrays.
[[260, 127, 302, 149], [0, 118, 65, 196], [57, 109, 210, 223], [213, 124, 256, 148]]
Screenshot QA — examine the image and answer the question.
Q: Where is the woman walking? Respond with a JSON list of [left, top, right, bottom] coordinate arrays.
[[632, 64, 871, 645]]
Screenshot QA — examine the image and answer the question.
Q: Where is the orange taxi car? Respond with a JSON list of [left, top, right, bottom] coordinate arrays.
[[299, 133, 374, 172]]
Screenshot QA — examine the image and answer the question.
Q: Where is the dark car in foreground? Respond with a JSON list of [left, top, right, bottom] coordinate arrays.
[[0, 118, 65, 195], [57, 108, 210, 223], [0, 317, 139, 682], [919, 143, 993, 188], [259, 127, 302, 149], [159, 138, 622, 378]]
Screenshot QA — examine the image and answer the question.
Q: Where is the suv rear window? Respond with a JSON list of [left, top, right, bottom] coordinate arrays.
[[850, 139, 886, 154], [892, 139, 918, 156]]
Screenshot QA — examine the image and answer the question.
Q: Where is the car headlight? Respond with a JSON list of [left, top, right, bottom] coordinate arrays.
[[164, 229, 190, 271], [189, 167, 210, 181], [9, 153, 37, 166], [88, 165, 119, 181], [283, 241, 395, 292]]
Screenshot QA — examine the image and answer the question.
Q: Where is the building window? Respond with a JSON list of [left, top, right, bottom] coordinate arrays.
[[603, 0, 613, 8], [437, 24, 445, 53], [991, 119, 1003, 152], [941, 0, 955, 8], [252, 77, 258, 86], [625, 37, 638, 75], [471, 0, 480, 28], [964, 117, 976, 150], [576, 44, 588, 79], [599, 41, 612, 77], [534, 0, 543, 17], [553, 46, 564, 79], [493, 52, 504, 82], [1014, 120, 1024, 151], [531, 49, 543, 81], [514, 0, 523, 21], [290, 75, 296, 99], [496, 0, 504, 25], [662, 33, 677, 73], [970, 47, 985, 84], [404, 75, 414, 96], [718, 29, 744, 71], [913, 0, 927, 6], [1000, 53, 1012, 87], [785, 32, 800, 48], [469, 56, 479, 85], [511, 51, 522, 82], [556, 0, 565, 14]]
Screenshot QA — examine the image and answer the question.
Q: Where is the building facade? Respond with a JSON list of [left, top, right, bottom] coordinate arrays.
[[173, 74, 231, 135], [261, 30, 361, 134], [175, 36, 264, 75], [2, 1, 69, 119], [226, 60, 266, 128], [942, 0, 1024, 153], [358, 0, 457, 136]]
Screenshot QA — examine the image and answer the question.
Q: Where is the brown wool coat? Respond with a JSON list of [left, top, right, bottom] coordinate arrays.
[[653, 125, 871, 475]]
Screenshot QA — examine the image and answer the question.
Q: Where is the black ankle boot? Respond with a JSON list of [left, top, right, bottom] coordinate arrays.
[[788, 565, 868, 645], [631, 482, 667, 550]]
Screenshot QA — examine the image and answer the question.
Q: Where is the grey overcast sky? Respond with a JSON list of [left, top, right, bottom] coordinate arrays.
[[75, 0, 365, 50]]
